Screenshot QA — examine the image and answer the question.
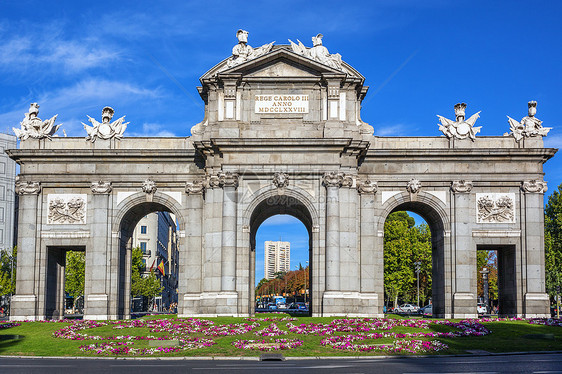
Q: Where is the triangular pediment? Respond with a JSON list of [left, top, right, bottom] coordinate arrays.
[[200, 47, 362, 81]]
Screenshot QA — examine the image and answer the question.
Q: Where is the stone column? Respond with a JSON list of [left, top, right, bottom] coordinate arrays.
[[451, 180, 477, 318], [220, 172, 238, 292], [521, 180, 550, 317], [180, 180, 204, 316], [84, 181, 112, 320], [339, 174, 357, 292], [323, 172, 342, 291], [11, 181, 41, 321], [357, 180, 381, 315], [202, 174, 222, 297]]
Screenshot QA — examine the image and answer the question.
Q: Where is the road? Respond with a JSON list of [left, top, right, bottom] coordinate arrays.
[[0, 353, 561, 374]]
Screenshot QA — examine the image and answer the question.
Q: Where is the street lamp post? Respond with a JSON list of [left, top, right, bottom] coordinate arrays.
[[480, 267, 490, 314], [305, 260, 309, 304], [414, 261, 421, 307]]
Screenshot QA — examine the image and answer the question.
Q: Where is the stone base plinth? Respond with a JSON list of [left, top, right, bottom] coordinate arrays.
[[320, 291, 381, 317], [452, 292, 478, 319], [83, 294, 109, 320], [10, 294, 40, 321], [524, 292, 550, 318], [178, 291, 244, 317]]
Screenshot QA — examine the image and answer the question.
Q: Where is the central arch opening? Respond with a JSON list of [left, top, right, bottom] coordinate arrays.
[[249, 195, 313, 316], [383, 201, 446, 318], [117, 202, 180, 319]]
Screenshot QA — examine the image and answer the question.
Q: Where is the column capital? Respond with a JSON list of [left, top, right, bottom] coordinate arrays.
[[357, 179, 378, 194], [521, 180, 547, 194], [15, 179, 41, 195], [185, 180, 205, 195], [91, 181, 112, 194], [451, 180, 473, 194], [219, 172, 239, 188], [323, 171, 343, 188]]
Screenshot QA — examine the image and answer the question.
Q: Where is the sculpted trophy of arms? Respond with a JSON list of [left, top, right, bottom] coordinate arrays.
[[83, 106, 128, 142], [13, 103, 61, 140]]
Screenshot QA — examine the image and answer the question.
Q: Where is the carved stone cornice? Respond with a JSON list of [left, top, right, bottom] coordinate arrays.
[[406, 179, 422, 194], [15, 180, 41, 195], [451, 180, 473, 194], [273, 172, 289, 188], [323, 172, 343, 188], [521, 180, 548, 194], [142, 179, 157, 195], [357, 179, 378, 194], [186, 180, 205, 195], [219, 172, 239, 188], [90, 181, 112, 194]]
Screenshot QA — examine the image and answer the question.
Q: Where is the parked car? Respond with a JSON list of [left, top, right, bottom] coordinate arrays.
[[477, 303, 487, 315], [395, 304, 419, 314], [418, 304, 432, 315]]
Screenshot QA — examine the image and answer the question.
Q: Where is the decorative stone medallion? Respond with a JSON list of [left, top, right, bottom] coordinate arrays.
[[48, 194, 87, 224], [476, 193, 515, 223]]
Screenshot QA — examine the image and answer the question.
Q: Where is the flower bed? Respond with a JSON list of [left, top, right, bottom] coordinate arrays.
[[232, 338, 303, 351]]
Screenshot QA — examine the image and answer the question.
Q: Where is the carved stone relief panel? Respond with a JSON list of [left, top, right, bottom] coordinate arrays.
[[476, 193, 515, 224], [47, 194, 87, 224]]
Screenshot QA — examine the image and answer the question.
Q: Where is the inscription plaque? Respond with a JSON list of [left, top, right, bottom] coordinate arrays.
[[255, 94, 309, 114]]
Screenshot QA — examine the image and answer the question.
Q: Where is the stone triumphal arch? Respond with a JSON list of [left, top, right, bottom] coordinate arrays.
[[8, 31, 556, 320]]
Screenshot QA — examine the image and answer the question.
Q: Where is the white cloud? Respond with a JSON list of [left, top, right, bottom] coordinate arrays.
[[544, 134, 562, 150], [374, 123, 411, 136], [0, 79, 163, 136], [0, 24, 120, 76]]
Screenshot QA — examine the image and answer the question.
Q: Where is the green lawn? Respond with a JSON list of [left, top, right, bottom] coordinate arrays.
[[0, 314, 560, 357]]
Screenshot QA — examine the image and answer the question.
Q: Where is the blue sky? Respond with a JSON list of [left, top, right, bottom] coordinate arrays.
[[1, 1, 560, 283]]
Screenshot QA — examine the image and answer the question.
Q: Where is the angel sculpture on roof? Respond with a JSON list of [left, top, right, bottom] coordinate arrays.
[[83, 106, 128, 142], [437, 103, 482, 141], [13, 103, 61, 140], [505, 101, 551, 142], [288, 33, 343, 70]]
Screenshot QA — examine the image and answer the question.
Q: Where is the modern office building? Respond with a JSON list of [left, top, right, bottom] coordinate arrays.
[[264, 241, 290, 280], [0, 133, 16, 252]]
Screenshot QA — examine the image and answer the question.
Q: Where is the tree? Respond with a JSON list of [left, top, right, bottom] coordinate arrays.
[[0, 247, 16, 297], [130, 247, 163, 310], [384, 212, 432, 308], [65, 251, 85, 312], [545, 183, 562, 302]]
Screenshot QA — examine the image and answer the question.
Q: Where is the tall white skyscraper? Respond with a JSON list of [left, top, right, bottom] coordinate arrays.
[[264, 241, 290, 280]]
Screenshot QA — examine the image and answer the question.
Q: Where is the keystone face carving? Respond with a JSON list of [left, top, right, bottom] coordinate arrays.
[[451, 180, 473, 193], [357, 180, 378, 194], [323, 172, 343, 188], [273, 172, 289, 188], [406, 179, 422, 194], [13, 103, 61, 140], [506, 101, 552, 142], [15, 179, 41, 195], [142, 179, 157, 195], [186, 180, 205, 194], [91, 181, 112, 194], [521, 180, 547, 194], [437, 103, 482, 141]]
